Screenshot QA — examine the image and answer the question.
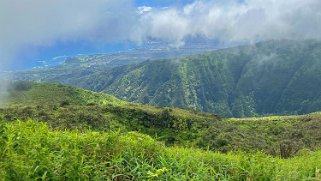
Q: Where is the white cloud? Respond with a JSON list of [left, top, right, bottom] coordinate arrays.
[[0, 0, 137, 66], [137, 6, 153, 15], [1, 0, 321, 105], [0, 0, 137, 105], [1, 0, 321, 64], [134, 0, 321, 45]]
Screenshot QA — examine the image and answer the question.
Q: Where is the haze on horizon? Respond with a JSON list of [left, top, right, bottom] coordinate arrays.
[[1, 0, 321, 69]]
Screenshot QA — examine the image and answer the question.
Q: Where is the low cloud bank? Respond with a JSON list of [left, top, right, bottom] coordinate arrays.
[[134, 0, 321, 46], [1, 0, 321, 104], [1, 0, 321, 63]]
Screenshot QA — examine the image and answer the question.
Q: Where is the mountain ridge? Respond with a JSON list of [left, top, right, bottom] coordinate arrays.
[[6, 39, 321, 117]]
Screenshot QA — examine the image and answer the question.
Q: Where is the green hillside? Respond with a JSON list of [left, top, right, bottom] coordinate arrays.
[[10, 40, 321, 117], [99, 40, 321, 117], [1, 82, 321, 179], [1, 82, 222, 148], [3, 81, 125, 107], [1, 82, 321, 157]]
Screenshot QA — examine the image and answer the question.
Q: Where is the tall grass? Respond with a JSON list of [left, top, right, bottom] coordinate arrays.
[[0, 120, 321, 180]]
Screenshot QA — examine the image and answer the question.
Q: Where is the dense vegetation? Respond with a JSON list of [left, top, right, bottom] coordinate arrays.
[[1, 120, 321, 180], [9, 40, 321, 117], [1, 82, 222, 148], [1, 82, 321, 159], [2, 40, 321, 179], [1, 82, 321, 179]]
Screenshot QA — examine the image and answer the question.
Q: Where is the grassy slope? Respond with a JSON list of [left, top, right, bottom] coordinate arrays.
[[1, 120, 321, 180], [1, 82, 321, 158], [1, 82, 321, 179], [5, 82, 126, 107], [1, 82, 221, 148]]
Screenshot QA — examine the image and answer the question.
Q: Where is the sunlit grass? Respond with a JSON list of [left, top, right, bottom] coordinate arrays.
[[1, 120, 321, 180]]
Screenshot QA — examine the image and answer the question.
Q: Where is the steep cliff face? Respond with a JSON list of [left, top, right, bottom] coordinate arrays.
[[97, 40, 321, 117], [10, 40, 321, 117]]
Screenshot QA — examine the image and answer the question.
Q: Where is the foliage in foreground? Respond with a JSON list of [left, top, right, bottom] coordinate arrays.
[[0, 120, 321, 180], [2, 82, 321, 158]]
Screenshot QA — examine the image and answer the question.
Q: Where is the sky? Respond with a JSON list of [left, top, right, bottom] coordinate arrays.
[[1, 0, 321, 71], [135, 0, 196, 7], [0, 0, 196, 70]]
